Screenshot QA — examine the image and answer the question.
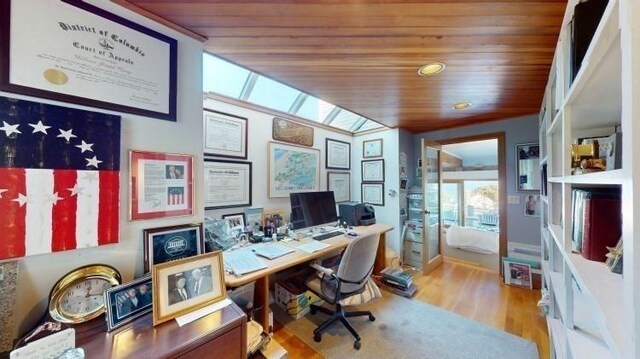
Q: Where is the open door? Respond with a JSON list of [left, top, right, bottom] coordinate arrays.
[[422, 140, 443, 274]]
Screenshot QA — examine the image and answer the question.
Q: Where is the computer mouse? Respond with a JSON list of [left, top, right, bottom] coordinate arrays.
[[346, 231, 358, 237]]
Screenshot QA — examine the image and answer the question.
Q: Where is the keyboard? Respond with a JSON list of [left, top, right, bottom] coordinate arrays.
[[312, 230, 344, 241]]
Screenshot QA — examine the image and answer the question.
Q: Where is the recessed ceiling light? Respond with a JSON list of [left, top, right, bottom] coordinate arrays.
[[452, 102, 472, 110], [418, 62, 446, 76]]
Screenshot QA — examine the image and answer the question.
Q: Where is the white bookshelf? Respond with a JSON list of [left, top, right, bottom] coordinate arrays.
[[539, 0, 638, 358]]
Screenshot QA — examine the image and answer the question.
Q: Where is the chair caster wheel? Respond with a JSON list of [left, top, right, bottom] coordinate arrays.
[[314, 333, 322, 343], [369, 314, 375, 322], [354, 340, 361, 350], [310, 306, 317, 315]]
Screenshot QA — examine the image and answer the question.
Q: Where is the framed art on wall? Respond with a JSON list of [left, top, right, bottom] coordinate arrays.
[[325, 138, 351, 170], [152, 252, 226, 326], [203, 109, 248, 159], [362, 183, 384, 206], [516, 143, 540, 191], [362, 159, 385, 182], [130, 151, 193, 220], [203, 159, 252, 210], [0, 0, 177, 121], [143, 223, 204, 273], [268, 142, 320, 197], [272, 117, 314, 147], [327, 172, 351, 203], [363, 138, 383, 158]]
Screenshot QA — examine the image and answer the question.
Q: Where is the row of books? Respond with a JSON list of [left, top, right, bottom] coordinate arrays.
[[571, 188, 621, 262], [378, 267, 416, 297]]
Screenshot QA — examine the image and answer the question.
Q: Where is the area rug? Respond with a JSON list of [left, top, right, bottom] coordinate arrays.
[[273, 293, 539, 359]]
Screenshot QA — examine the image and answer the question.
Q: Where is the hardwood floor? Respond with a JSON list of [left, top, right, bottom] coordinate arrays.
[[272, 260, 549, 359]]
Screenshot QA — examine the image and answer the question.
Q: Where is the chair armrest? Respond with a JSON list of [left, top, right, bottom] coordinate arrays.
[[310, 263, 335, 276]]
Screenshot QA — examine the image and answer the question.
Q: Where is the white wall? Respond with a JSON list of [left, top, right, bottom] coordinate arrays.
[[203, 98, 353, 221], [6, 1, 204, 338], [353, 129, 401, 252]]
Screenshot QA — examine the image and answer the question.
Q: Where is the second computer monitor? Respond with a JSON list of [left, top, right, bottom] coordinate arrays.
[[289, 191, 339, 230]]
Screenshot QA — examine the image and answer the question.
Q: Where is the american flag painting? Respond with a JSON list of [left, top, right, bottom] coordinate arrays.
[[0, 96, 121, 260], [168, 187, 184, 205]]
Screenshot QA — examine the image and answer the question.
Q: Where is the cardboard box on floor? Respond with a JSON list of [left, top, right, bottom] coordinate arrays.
[[275, 279, 322, 319]]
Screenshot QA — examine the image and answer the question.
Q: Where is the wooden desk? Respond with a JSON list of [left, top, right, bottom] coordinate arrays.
[[76, 302, 247, 359], [224, 223, 393, 329]]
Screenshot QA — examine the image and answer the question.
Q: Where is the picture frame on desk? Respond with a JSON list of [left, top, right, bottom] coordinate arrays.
[[152, 252, 226, 326], [143, 223, 204, 273], [104, 275, 153, 331], [1, 0, 178, 121], [222, 213, 246, 233]]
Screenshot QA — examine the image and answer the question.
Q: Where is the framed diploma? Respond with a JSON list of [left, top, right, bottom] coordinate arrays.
[[0, 0, 178, 121], [362, 183, 385, 206], [204, 110, 248, 159], [327, 172, 351, 203], [203, 159, 252, 210], [363, 138, 383, 158], [325, 138, 351, 170], [130, 151, 193, 220], [361, 159, 385, 182]]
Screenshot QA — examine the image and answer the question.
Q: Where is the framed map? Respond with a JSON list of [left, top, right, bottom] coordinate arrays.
[[268, 142, 320, 198]]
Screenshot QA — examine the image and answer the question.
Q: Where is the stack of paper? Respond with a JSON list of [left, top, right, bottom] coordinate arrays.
[[252, 244, 294, 260], [223, 249, 268, 276], [297, 241, 331, 253]]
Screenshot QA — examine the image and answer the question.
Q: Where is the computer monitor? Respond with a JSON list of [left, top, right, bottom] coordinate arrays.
[[289, 191, 339, 230]]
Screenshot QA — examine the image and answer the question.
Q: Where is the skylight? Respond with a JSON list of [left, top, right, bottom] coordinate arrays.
[[203, 53, 386, 133]]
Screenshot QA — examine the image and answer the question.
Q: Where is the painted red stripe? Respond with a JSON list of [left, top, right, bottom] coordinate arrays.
[[51, 170, 77, 252], [0, 169, 26, 260], [98, 171, 119, 245]]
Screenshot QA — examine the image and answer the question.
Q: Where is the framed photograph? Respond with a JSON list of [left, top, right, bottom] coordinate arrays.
[[272, 117, 314, 147], [203, 159, 252, 210], [105, 275, 152, 331], [503, 260, 532, 289], [152, 252, 226, 326], [268, 142, 320, 198], [0, 0, 177, 121], [143, 223, 204, 273], [363, 138, 383, 158], [244, 208, 264, 233], [362, 159, 385, 182], [524, 195, 541, 217], [516, 143, 541, 191], [222, 213, 246, 232], [263, 209, 287, 229], [203, 109, 248, 159], [362, 183, 385, 206], [325, 138, 351, 170], [327, 172, 351, 203], [130, 151, 193, 220]]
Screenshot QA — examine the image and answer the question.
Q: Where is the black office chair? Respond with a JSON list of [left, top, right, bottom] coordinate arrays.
[[306, 232, 380, 350]]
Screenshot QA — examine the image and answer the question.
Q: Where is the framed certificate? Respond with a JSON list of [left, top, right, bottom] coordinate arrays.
[[325, 138, 351, 170], [362, 183, 384, 206], [203, 159, 252, 210], [130, 151, 193, 220], [363, 138, 383, 158], [204, 110, 248, 159], [362, 159, 385, 182], [327, 172, 351, 203], [0, 0, 178, 121]]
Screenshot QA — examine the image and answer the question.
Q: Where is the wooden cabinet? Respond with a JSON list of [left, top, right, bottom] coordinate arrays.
[[76, 302, 246, 359]]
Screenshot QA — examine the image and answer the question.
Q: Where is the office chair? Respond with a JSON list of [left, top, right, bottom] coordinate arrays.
[[306, 232, 380, 350]]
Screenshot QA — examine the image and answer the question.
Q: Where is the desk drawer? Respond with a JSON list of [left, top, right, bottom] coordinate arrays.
[[403, 241, 422, 263]]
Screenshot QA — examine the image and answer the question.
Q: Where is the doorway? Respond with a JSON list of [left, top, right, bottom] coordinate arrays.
[[435, 133, 507, 272]]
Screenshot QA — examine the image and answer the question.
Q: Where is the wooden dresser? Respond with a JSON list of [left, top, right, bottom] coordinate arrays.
[[76, 302, 246, 358]]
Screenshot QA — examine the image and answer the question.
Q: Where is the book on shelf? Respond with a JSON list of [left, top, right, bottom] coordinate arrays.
[[380, 267, 413, 287], [571, 188, 622, 262]]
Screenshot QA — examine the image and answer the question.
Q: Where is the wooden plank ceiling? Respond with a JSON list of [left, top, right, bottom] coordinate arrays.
[[125, 0, 565, 133]]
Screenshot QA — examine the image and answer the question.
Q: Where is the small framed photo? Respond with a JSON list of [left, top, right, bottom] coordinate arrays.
[[325, 138, 351, 170], [130, 150, 193, 220], [263, 209, 287, 229], [327, 172, 351, 203], [524, 195, 541, 217], [362, 159, 385, 182], [222, 213, 246, 232], [203, 109, 248, 159], [503, 260, 532, 289], [105, 276, 153, 331], [362, 183, 384, 206], [143, 223, 204, 273], [244, 208, 264, 233], [363, 138, 383, 158], [152, 252, 226, 326]]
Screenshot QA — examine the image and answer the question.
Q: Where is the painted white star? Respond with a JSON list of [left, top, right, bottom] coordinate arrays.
[[28, 121, 51, 135], [85, 156, 103, 168], [0, 189, 7, 198], [46, 192, 63, 205], [12, 193, 28, 207], [67, 184, 84, 197], [57, 128, 77, 142], [75, 140, 94, 153], [82, 172, 99, 182], [0, 121, 21, 137]]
